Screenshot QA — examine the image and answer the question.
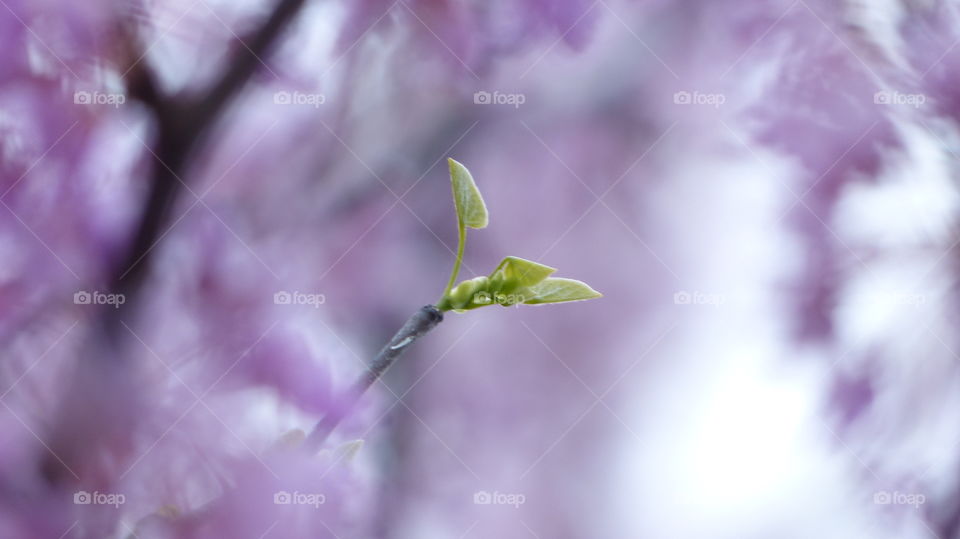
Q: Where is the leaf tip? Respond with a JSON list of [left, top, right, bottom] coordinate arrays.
[[522, 277, 603, 305]]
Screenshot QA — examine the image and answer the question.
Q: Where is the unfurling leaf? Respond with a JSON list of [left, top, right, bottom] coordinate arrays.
[[439, 256, 600, 311], [437, 158, 600, 312], [489, 256, 556, 293], [522, 277, 602, 305], [447, 276, 490, 309], [448, 158, 488, 229]]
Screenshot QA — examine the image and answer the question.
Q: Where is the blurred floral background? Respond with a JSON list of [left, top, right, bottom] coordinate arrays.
[[3, 0, 960, 537]]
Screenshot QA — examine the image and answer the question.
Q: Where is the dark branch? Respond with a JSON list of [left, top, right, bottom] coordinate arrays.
[[102, 0, 309, 343], [305, 305, 444, 451], [41, 0, 314, 487], [196, 0, 307, 126]]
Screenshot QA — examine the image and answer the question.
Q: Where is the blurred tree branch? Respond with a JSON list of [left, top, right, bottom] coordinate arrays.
[[103, 0, 309, 343], [40, 0, 311, 487]]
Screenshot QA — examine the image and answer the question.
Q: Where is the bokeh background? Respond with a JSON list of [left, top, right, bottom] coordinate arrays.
[[2, 0, 960, 537]]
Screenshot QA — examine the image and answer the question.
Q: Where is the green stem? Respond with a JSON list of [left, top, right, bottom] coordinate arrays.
[[439, 223, 466, 307]]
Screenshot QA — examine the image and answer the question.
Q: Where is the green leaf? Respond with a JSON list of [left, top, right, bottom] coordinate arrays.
[[489, 256, 556, 293], [448, 158, 488, 229], [522, 278, 602, 305]]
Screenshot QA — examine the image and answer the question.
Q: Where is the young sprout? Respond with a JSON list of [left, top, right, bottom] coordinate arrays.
[[306, 158, 600, 450], [437, 158, 601, 311]]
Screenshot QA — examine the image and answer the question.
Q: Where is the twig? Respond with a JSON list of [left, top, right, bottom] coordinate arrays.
[[304, 305, 444, 451]]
